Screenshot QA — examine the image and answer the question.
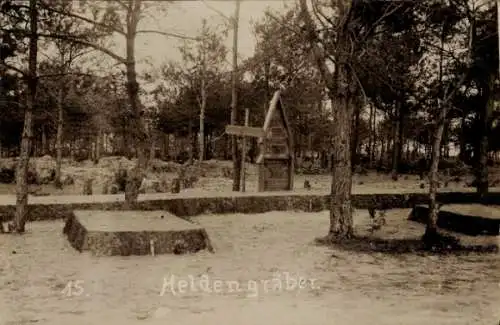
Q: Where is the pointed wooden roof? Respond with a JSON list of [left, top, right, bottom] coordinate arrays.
[[256, 90, 294, 164]]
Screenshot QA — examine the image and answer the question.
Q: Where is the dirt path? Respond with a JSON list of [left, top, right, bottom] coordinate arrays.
[[1, 210, 499, 325]]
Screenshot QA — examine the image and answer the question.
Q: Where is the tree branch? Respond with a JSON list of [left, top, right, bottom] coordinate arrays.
[[1, 10, 29, 23], [355, 59, 402, 95], [420, 39, 463, 63], [311, 1, 330, 33], [135, 30, 200, 41], [5, 28, 127, 64], [201, 0, 230, 21], [49, 35, 125, 63], [312, 0, 336, 32], [443, 18, 475, 104], [70, 49, 95, 63], [37, 72, 97, 79], [349, 63, 368, 105], [298, 0, 335, 89], [264, 12, 302, 36], [336, 0, 352, 31], [115, 0, 131, 12], [0, 61, 26, 76], [38, 0, 126, 35], [359, 2, 405, 44]]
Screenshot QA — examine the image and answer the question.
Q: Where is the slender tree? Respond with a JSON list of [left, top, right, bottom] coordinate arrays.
[[11, 0, 38, 233], [231, 0, 241, 191], [417, 0, 474, 242]]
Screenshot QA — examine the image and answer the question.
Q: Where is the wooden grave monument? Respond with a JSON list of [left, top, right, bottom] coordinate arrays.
[[257, 90, 294, 191], [225, 90, 294, 192]]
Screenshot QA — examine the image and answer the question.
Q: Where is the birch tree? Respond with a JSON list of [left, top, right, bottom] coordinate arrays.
[[177, 19, 228, 162], [422, 0, 478, 244]]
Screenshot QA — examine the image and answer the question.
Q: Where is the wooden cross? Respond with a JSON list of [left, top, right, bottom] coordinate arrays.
[[225, 108, 261, 192]]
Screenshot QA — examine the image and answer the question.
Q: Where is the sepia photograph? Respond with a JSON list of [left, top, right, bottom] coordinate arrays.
[[0, 0, 499, 323]]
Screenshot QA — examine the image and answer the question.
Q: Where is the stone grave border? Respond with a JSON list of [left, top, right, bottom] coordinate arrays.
[[1, 191, 500, 223]]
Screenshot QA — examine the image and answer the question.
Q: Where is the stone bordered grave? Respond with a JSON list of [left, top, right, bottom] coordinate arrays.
[[226, 90, 294, 192], [409, 204, 500, 236], [63, 210, 214, 256], [1, 191, 499, 251], [5, 191, 500, 223]]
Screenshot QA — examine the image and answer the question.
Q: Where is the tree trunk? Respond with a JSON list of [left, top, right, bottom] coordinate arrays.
[[102, 132, 107, 155], [426, 19, 447, 232], [227, 134, 232, 160], [207, 134, 212, 159], [398, 107, 404, 162], [124, 1, 149, 206], [120, 133, 125, 156], [390, 105, 400, 180], [351, 104, 360, 169], [87, 138, 93, 160], [163, 133, 170, 160], [426, 100, 448, 239], [405, 140, 411, 162], [149, 130, 155, 161], [367, 102, 374, 166], [299, 0, 354, 241], [205, 134, 210, 160], [326, 54, 355, 240], [41, 125, 47, 156], [33, 137, 37, 157], [326, 92, 354, 240], [264, 59, 271, 119], [199, 29, 207, 162], [425, 14, 472, 240], [192, 130, 198, 160], [379, 135, 385, 168], [475, 74, 493, 198], [11, 0, 38, 233], [231, 0, 241, 191], [69, 138, 74, 160], [307, 133, 312, 155], [388, 134, 393, 166], [372, 107, 378, 167], [54, 87, 64, 189], [188, 120, 193, 163], [459, 114, 467, 162], [199, 62, 206, 162], [94, 128, 101, 164]]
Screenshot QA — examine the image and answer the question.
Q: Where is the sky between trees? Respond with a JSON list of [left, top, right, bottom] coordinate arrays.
[[82, 0, 289, 77]]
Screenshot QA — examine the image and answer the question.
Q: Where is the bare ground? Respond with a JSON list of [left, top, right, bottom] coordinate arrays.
[[1, 209, 499, 325], [0, 157, 491, 196], [0, 171, 485, 200]]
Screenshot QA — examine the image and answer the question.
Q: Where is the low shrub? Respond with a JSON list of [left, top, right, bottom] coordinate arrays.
[[0, 168, 15, 183], [113, 168, 128, 192]]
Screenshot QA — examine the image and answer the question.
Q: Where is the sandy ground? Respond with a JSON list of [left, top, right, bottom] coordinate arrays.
[[1, 209, 499, 325]]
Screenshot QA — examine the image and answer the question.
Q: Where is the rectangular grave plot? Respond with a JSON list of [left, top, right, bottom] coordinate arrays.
[[409, 205, 500, 236], [65, 210, 213, 256]]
